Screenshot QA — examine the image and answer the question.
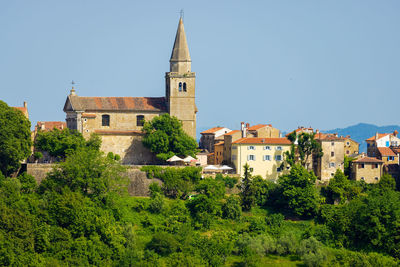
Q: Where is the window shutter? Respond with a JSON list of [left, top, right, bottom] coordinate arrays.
[[358, 164, 361, 169]]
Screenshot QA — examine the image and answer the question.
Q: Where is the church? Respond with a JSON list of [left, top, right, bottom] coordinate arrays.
[[63, 18, 197, 164]]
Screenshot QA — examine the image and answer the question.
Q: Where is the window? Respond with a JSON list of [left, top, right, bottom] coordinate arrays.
[[346, 142, 350, 146], [375, 177, 379, 181], [331, 151, 334, 157], [263, 155, 271, 161], [361, 177, 365, 181], [330, 162, 335, 167], [359, 163, 365, 168], [277, 167, 281, 172], [102, 114, 110, 126], [248, 155, 255, 161], [183, 82, 187, 92], [375, 164, 378, 168], [232, 155, 237, 160], [275, 155, 282, 161], [137, 115, 145, 126], [276, 146, 282, 150], [263, 146, 271, 150], [179, 82, 182, 92], [388, 156, 394, 161], [346, 150, 350, 155], [331, 142, 335, 146], [248, 146, 255, 150]]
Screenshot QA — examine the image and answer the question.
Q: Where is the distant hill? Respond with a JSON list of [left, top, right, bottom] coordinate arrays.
[[325, 123, 400, 153]]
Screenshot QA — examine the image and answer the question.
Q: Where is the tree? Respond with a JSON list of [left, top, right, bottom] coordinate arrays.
[[239, 163, 256, 211], [378, 173, 396, 191], [142, 114, 197, 161], [0, 100, 32, 176], [39, 147, 127, 199], [285, 132, 323, 170], [278, 164, 321, 217], [323, 169, 351, 204], [35, 128, 101, 160], [343, 155, 355, 177]]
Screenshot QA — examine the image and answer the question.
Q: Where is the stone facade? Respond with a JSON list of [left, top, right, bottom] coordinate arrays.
[[63, 18, 197, 164], [351, 156, 383, 183], [313, 135, 344, 182], [343, 137, 359, 156], [214, 141, 224, 165], [199, 127, 231, 153]]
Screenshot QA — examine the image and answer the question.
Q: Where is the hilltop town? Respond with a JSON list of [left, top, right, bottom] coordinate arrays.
[[1, 16, 400, 266]]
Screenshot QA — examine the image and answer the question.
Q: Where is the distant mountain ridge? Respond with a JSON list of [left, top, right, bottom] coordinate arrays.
[[325, 123, 400, 153]]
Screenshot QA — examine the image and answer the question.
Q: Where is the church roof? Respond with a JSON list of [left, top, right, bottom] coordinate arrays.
[[170, 18, 191, 63], [64, 96, 167, 112]]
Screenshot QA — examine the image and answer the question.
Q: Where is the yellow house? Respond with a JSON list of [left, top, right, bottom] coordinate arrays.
[[231, 137, 292, 180]]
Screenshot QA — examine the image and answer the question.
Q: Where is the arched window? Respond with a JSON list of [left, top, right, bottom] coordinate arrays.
[[102, 114, 110, 126], [183, 82, 187, 92], [137, 115, 145, 126], [179, 82, 182, 92]]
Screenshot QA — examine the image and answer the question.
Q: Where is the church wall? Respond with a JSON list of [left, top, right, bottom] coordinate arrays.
[[100, 134, 158, 165], [81, 111, 164, 138]]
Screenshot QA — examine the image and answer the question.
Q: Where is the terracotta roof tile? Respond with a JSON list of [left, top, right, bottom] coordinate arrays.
[[232, 137, 291, 145], [353, 156, 383, 163], [67, 96, 167, 112], [200, 127, 224, 134], [248, 124, 272, 131], [215, 141, 224, 146], [224, 130, 240, 136], [377, 147, 397, 157], [366, 133, 390, 141], [36, 121, 66, 131], [314, 133, 343, 141]]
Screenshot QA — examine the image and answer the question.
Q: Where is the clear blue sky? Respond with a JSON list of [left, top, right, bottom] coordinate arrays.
[[1, 0, 399, 136]]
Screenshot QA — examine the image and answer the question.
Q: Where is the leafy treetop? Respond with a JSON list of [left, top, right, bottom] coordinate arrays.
[[0, 100, 32, 176], [142, 114, 197, 161]]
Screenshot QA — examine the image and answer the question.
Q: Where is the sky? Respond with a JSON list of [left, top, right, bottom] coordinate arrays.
[[1, 0, 399, 136]]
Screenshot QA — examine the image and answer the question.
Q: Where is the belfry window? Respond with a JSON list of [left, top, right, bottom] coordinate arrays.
[[102, 114, 110, 126], [183, 82, 187, 92], [137, 115, 145, 126], [179, 82, 182, 92]]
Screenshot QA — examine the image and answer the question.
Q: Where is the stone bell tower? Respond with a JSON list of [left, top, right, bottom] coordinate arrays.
[[165, 17, 197, 139]]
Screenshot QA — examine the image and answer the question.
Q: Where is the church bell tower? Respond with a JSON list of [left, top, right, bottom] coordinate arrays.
[[166, 17, 197, 139]]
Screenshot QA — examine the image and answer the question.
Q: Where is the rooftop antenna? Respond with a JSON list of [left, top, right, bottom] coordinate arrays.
[[180, 9, 184, 21]]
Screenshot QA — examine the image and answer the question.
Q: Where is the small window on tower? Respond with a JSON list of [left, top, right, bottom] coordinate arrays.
[[102, 114, 110, 126], [179, 82, 182, 92], [137, 115, 145, 126], [183, 82, 187, 92]]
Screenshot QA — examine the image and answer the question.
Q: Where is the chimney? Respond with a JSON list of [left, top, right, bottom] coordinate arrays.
[[241, 122, 246, 138], [316, 129, 320, 134], [23, 101, 27, 109], [375, 132, 379, 140], [40, 122, 45, 131], [393, 130, 398, 137]]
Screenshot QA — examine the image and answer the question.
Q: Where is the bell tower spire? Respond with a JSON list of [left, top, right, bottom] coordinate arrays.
[[170, 17, 191, 73], [165, 16, 197, 139]]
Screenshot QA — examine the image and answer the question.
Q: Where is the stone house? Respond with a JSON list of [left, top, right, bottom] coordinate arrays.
[[214, 141, 224, 165], [231, 137, 291, 179], [247, 124, 280, 138], [63, 18, 197, 165], [343, 136, 359, 156], [313, 133, 344, 182], [223, 130, 241, 165], [366, 131, 400, 157], [199, 127, 231, 153], [351, 155, 383, 183]]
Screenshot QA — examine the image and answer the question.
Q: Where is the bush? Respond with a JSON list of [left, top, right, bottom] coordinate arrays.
[[222, 196, 242, 220], [148, 193, 164, 214], [146, 232, 179, 256]]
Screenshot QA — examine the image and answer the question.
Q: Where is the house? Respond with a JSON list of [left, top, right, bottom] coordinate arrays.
[[223, 130, 241, 165], [214, 141, 224, 165], [12, 101, 29, 119], [313, 133, 344, 182], [351, 155, 383, 183], [343, 136, 359, 156], [231, 137, 291, 179], [366, 131, 400, 157], [247, 124, 280, 138], [63, 18, 197, 165], [199, 127, 231, 153]]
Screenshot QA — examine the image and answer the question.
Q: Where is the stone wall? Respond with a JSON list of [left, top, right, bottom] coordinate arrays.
[[25, 163, 162, 197]]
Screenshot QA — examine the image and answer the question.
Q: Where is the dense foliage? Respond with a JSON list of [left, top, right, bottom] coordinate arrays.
[[285, 132, 323, 170], [0, 100, 32, 176], [35, 128, 101, 160], [142, 114, 198, 161]]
